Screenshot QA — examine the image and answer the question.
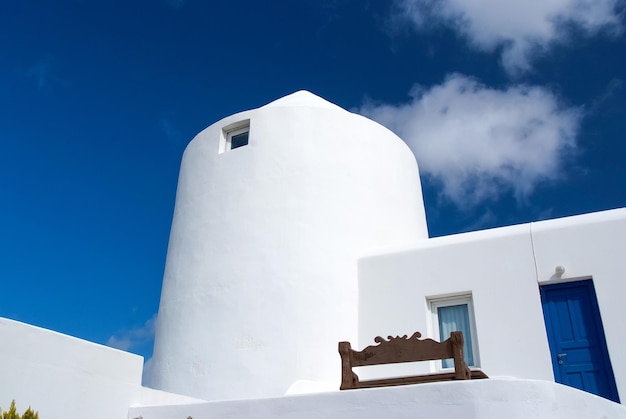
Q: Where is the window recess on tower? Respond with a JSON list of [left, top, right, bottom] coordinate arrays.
[[220, 119, 250, 153]]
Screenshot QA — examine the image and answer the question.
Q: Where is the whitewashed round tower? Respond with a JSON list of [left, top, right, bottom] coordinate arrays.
[[150, 91, 429, 400]]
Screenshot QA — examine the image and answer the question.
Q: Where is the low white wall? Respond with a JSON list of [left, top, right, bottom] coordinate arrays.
[[357, 208, 626, 401], [0, 318, 201, 419], [133, 387, 205, 409], [129, 378, 626, 419]]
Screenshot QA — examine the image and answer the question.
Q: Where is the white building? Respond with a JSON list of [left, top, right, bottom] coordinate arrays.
[[1, 91, 625, 418], [150, 89, 428, 400]]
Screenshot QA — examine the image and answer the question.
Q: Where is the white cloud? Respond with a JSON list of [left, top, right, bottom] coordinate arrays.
[[25, 55, 68, 89], [393, 0, 623, 73], [26, 59, 52, 89], [107, 314, 157, 352], [361, 74, 582, 206]]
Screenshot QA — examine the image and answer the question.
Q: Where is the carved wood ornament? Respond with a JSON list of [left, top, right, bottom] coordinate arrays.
[[339, 331, 487, 390]]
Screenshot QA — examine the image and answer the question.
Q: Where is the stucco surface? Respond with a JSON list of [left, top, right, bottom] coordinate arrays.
[[129, 378, 626, 419], [0, 317, 142, 418], [531, 208, 626, 401], [150, 91, 428, 401], [358, 208, 626, 401], [0, 318, 202, 419], [359, 223, 553, 381]]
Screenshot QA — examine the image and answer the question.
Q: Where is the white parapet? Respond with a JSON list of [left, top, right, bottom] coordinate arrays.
[[0, 318, 134, 418], [0, 317, 204, 418], [130, 378, 626, 419], [150, 91, 429, 401]]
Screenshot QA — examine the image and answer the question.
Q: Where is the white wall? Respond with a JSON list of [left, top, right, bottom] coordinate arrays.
[[358, 223, 553, 381], [129, 378, 626, 419], [531, 208, 626, 400], [0, 318, 202, 419], [358, 208, 626, 401], [151, 91, 429, 401], [0, 317, 141, 418], [3, 313, 624, 419]]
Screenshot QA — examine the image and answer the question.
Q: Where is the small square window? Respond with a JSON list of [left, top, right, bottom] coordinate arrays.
[[228, 127, 249, 150], [220, 120, 250, 153], [428, 294, 479, 369]]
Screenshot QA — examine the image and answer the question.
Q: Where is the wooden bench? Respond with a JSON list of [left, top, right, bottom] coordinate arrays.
[[338, 331, 488, 390]]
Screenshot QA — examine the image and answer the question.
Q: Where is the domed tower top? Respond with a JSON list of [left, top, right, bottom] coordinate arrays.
[[261, 90, 345, 109]]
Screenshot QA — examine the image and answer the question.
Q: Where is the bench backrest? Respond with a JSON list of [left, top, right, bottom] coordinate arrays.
[[338, 331, 470, 389]]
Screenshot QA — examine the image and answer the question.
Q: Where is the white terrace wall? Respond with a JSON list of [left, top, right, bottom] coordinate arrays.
[[0, 318, 201, 419], [129, 379, 626, 419], [358, 208, 626, 402], [0, 317, 143, 418]]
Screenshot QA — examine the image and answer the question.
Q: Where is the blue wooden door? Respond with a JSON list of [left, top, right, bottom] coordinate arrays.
[[541, 280, 620, 402]]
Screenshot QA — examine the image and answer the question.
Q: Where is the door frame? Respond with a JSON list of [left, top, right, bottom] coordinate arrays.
[[540, 278, 620, 402]]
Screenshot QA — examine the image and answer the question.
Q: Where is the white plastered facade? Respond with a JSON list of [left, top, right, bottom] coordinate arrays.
[[358, 208, 626, 401], [150, 91, 429, 401]]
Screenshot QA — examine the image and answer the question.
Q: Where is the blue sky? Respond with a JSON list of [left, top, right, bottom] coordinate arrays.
[[1, 0, 625, 369]]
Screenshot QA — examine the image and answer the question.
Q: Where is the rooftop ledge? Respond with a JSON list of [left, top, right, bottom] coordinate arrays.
[[130, 378, 626, 419]]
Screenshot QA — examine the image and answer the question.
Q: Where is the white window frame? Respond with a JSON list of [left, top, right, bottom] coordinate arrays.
[[219, 119, 250, 153], [426, 293, 480, 370]]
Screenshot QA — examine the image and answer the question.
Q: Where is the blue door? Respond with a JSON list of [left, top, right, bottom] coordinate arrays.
[[541, 280, 620, 402]]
